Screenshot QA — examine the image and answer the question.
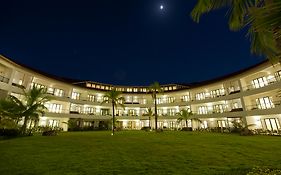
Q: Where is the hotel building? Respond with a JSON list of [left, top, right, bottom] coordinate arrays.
[[0, 55, 280, 132]]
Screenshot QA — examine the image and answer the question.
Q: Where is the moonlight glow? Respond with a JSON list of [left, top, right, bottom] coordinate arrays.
[[160, 5, 164, 10]]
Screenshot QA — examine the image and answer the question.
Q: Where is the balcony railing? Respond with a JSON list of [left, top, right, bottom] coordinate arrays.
[[246, 101, 281, 111], [243, 77, 281, 91], [196, 107, 243, 115]]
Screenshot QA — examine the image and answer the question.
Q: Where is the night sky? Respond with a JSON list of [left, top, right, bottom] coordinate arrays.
[[0, 0, 265, 86]]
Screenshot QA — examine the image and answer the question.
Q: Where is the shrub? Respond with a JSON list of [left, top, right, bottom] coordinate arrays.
[[181, 127, 192, 131], [42, 130, 58, 136], [0, 128, 21, 137], [141, 127, 151, 131], [247, 167, 281, 175], [240, 128, 253, 136]]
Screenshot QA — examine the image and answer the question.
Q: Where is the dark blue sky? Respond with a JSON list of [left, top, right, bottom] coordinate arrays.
[[0, 0, 264, 86]]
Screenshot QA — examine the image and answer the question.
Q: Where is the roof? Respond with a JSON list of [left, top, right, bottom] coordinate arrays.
[[0, 54, 270, 92]]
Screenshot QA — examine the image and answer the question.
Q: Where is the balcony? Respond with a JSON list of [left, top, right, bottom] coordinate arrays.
[[12, 83, 25, 89], [246, 101, 281, 111], [243, 77, 281, 91]]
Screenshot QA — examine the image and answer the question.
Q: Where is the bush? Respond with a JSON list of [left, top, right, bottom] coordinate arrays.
[[240, 128, 253, 136], [247, 167, 281, 175], [0, 128, 21, 137], [141, 127, 151, 131], [42, 130, 58, 136], [181, 127, 192, 131]]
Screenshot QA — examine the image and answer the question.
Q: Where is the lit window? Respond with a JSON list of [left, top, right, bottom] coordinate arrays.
[[181, 94, 190, 102], [71, 92, 81, 100], [195, 92, 205, 100], [198, 106, 208, 114], [256, 96, 274, 109], [46, 103, 62, 113], [274, 70, 281, 81], [85, 107, 96, 115], [31, 82, 46, 89], [210, 89, 225, 98], [251, 77, 268, 89], [88, 95, 95, 102], [54, 89, 64, 97], [213, 104, 225, 113], [127, 88, 132, 92]]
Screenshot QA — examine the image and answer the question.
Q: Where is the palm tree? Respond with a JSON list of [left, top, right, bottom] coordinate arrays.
[[176, 109, 193, 128], [148, 82, 164, 131], [0, 86, 51, 134], [146, 107, 153, 128], [101, 89, 125, 135], [191, 0, 281, 63]]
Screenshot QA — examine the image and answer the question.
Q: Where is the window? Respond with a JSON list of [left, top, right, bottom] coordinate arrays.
[[264, 118, 280, 131], [198, 106, 208, 114], [71, 92, 80, 100], [133, 96, 138, 103], [54, 89, 64, 97], [140, 99, 147, 104], [167, 109, 176, 116], [181, 95, 190, 102], [85, 107, 95, 115], [31, 82, 46, 89], [232, 102, 239, 109], [86, 83, 92, 87], [157, 109, 163, 116], [195, 92, 205, 100], [256, 97, 274, 109], [218, 120, 226, 128], [201, 121, 208, 129], [251, 77, 268, 89], [70, 104, 82, 113], [127, 88, 132, 92], [96, 96, 103, 103], [103, 96, 109, 102], [48, 119, 59, 128], [47, 88, 64, 97], [47, 87, 54, 94], [210, 89, 225, 98], [101, 109, 109, 115], [166, 97, 175, 103], [88, 95, 95, 102], [46, 103, 62, 113], [128, 109, 137, 116], [213, 104, 225, 113], [116, 109, 123, 116], [156, 98, 162, 104], [275, 70, 281, 81]]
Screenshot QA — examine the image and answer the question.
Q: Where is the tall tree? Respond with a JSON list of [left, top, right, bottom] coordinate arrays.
[[0, 86, 51, 134], [191, 0, 281, 62], [148, 82, 164, 131], [146, 107, 153, 128], [176, 109, 193, 128], [101, 89, 125, 135]]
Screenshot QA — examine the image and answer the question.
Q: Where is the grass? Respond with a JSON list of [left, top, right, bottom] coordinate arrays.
[[0, 131, 281, 175]]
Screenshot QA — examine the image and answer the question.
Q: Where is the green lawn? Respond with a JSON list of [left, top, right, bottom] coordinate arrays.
[[0, 131, 281, 175]]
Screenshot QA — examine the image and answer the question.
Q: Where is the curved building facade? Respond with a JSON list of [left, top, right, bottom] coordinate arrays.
[[0, 55, 281, 131]]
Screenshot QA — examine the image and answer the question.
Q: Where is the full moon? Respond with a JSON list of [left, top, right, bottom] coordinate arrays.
[[160, 5, 164, 10]]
